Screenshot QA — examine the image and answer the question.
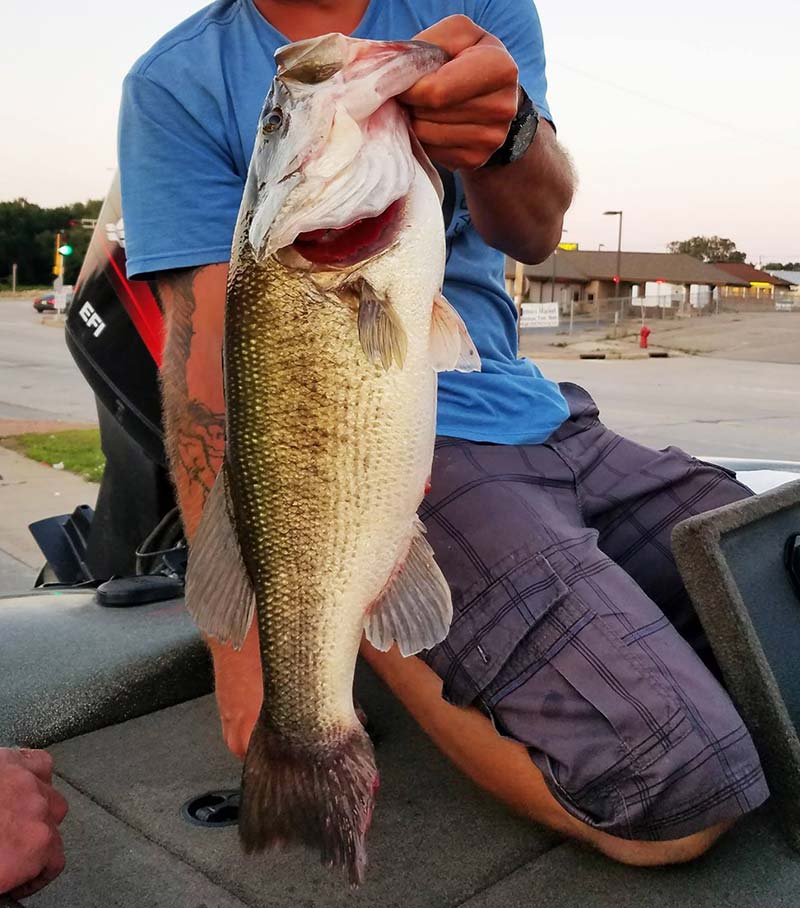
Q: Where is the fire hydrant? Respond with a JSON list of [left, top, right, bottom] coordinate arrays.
[[639, 325, 651, 349]]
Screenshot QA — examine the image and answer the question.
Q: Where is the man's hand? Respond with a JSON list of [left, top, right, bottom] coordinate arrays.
[[399, 15, 519, 171], [400, 15, 574, 263], [0, 748, 68, 898]]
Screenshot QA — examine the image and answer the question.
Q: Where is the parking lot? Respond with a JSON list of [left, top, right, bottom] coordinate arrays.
[[541, 356, 800, 461], [0, 297, 96, 424], [1, 298, 798, 460]]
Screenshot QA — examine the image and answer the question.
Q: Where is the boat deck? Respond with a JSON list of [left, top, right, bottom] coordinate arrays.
[[0, 589, 796, 908]]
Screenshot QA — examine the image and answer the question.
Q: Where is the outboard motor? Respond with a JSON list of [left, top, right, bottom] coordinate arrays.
[[41, 173, 183, 600]]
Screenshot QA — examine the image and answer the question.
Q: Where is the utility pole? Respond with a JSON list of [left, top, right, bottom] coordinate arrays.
[[513, 259, 525, 343], [52, 230, 73, 310], [53, 232, 62, 278], [551, 228, 568, 305], [604, 209, 624, 317]]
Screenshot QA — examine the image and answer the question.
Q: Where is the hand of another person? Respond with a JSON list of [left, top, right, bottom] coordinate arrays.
[[399, 15, 520, 171], [0, 748, 68, 898]]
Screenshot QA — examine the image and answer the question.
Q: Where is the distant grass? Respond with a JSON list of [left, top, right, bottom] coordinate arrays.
[[2, 429, 104, 482], [0, 286, 50, 297]]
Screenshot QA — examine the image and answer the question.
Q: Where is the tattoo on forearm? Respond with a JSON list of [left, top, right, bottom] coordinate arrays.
[[157, 267, 224, 527], [175, 399, 225, 497]]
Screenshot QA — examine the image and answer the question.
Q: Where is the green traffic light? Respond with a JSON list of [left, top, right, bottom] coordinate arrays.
[[58, 244, 73, 256]]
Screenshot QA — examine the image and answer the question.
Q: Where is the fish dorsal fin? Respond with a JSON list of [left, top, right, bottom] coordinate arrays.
[[275, 33, 349, 79], [364, 518, 452, 657], [185, 467, 255, 649], [349, 277, 408, 370], [429, 293, 481, 373]]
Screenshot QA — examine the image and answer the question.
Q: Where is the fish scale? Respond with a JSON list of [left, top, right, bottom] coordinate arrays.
[[226, 243, 428, 738]]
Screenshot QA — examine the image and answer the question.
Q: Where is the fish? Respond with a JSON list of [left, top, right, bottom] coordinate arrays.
[[185, 32, 480, 885]]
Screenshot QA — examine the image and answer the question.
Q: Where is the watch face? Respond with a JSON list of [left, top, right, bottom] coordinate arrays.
[[510, 114, 538, 162]]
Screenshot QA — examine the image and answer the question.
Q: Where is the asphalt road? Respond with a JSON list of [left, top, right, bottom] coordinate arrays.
[[0, 298, 96, 423], [1, 297, 798, 459], [0, 297, 798, 596], [539, 357, 800, 462]]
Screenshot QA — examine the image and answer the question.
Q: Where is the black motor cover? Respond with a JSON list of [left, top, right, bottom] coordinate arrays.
[[66, 173, 167, 467], [63, 174, 178, 581]]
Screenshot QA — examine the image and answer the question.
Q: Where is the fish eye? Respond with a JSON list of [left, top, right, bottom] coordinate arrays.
[[262, 107, 284, 133]]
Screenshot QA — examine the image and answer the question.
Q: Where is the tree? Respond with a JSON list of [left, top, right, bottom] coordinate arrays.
[[765, 262, 800, 272], [0, 197, 103, 287], [667, 236, 747, 264]]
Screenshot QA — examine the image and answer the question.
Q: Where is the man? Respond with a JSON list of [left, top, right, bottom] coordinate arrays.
[[119, 0, 768, 866], [0, 748, 68, 898]]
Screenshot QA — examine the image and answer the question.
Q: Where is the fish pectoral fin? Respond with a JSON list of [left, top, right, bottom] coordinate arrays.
[[429, 292, 481, 373], [364, 518, 452, 658], [353, 278, 408, 370], [185, 466, 255, 650]]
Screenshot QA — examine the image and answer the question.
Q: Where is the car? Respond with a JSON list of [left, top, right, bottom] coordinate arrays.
[[33, 292, 57, 312]]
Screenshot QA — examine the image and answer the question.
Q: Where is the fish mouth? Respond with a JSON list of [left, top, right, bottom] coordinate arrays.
[[290, 197, 405, 268]]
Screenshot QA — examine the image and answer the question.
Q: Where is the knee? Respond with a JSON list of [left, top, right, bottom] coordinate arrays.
[[593, 819, 734, 868]]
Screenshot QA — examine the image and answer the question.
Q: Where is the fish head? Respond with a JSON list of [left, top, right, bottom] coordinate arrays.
[[244, 33, 447, 267]]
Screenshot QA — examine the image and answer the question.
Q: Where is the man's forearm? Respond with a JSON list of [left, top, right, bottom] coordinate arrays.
[[154, 263, 228, 538], [462, 120, 575, 264], [154, 263, 264, 761]]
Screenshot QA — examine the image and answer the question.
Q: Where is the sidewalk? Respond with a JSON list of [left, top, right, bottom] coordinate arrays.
[[0, 446, 99, 593]]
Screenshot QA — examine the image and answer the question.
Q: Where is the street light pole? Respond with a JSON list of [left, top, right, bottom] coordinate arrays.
[[550, 228, 567, 304], [603, 210, 623, 292], [603, 210, 624, 319]]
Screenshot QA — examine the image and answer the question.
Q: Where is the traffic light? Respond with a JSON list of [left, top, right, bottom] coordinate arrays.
[[58, 244, 73, 256]]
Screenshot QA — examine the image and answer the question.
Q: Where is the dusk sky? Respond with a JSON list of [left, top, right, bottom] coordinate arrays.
[[3, 0, 798, 262]]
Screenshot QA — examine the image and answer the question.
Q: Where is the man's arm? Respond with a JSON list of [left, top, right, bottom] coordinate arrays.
[[154, 264, 263, 759], [154, 264, 226, 536], [462, 121, 574, 265], [400, 15, 575, 264]]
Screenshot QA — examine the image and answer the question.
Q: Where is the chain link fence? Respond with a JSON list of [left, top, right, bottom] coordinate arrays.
[[521, 290, 799, 336]]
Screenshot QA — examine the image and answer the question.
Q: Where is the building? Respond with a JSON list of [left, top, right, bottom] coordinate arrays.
[[709, 262, 794, 299], [765, 270, 800, 293], [505, 251, 749, 313]]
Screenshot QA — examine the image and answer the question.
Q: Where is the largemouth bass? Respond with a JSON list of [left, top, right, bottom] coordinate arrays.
[[186, 33, 480, 885]]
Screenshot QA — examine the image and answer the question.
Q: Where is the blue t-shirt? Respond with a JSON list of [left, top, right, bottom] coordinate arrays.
[[118, 0, 569, 444]]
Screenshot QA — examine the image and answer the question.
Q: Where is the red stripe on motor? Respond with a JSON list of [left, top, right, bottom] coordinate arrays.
[[101, 238, 164, 367]]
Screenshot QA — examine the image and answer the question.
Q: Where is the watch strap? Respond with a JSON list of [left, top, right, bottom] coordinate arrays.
[[483, 87, 540, 168]]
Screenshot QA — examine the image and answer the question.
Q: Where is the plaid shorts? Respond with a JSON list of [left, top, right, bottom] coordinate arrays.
[[421, 383, 769, 842]]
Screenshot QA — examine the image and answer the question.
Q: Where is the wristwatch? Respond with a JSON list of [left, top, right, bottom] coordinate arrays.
[[483, 87, 540, 168]]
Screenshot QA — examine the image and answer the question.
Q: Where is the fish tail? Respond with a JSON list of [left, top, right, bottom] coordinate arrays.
[[239, 715, 378, 886]]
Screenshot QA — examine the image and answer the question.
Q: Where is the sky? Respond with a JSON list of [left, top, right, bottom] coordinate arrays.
[[2, 0, 799, 262]]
